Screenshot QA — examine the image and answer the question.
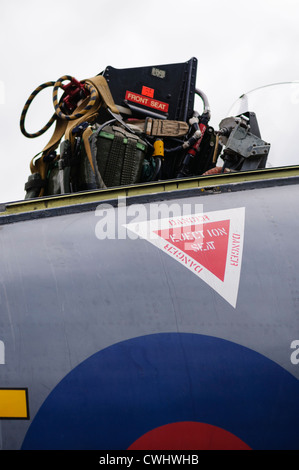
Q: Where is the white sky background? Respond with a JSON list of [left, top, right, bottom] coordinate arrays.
[[0, 0, 299, 203]]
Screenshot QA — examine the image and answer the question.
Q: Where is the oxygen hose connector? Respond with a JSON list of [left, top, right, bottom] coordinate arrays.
[[182, 129, 202, 149]]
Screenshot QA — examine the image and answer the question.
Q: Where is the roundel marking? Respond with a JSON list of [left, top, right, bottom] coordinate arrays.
[[22, 333, 299, 450]]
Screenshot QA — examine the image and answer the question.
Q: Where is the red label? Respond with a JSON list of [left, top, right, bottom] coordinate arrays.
[[142, 86, 154, 98], [154, 220, 230, 282], [125, 90, 169, 113]]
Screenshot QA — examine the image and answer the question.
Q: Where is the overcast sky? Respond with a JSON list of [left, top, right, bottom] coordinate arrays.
[[1, 0, 299, 203]]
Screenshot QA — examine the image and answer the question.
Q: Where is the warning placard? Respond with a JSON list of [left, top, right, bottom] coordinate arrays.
[[125, 207, 245, 308], [125, 90, 169, 113]]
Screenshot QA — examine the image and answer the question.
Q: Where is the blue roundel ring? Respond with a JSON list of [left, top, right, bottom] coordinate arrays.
[[22, 333, 299, 450]]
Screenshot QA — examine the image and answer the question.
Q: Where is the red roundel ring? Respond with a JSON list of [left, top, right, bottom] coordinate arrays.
[[128, 421, 251, 450]]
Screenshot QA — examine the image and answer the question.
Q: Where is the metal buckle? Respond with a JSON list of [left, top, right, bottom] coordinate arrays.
[[61, 78, 89, 113]]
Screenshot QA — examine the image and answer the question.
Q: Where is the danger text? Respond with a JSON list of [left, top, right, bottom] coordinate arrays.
[[164, 244, 203, 274], [230, 233, 241, 266]]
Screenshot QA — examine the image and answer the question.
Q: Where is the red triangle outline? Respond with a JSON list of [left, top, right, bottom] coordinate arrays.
[[124, 207, 245, 308]]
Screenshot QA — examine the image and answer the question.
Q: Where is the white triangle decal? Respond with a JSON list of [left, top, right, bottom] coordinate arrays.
[[125, 207, 245, 308]]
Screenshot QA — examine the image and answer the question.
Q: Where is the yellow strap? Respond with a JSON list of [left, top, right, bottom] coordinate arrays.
[[82, 126, 95, 173], [29, 117, 67, 194], [29, 75, 119, 195], [42, 117, 68, 155], [64, 76, 120, 173], [85, 75, 119, 115], [64, 95, 100, 146], [36, 75, 118, 159]]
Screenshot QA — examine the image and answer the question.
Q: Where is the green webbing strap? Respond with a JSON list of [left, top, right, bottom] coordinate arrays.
[[104, 134, 124, 187], [121, 137, 138, 185]]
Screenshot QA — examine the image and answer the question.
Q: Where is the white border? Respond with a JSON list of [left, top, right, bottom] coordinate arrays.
[[125, 207, 245, 308]]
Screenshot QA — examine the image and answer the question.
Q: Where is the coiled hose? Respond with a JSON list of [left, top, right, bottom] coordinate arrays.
[[20, 75, 97, 138]]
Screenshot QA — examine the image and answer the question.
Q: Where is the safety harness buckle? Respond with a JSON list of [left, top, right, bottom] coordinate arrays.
[[61, 78, 89, 113]]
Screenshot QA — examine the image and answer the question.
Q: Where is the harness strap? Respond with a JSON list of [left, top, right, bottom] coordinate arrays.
[[29, 117, 68, 197], [85, 75, 120, 115], [25, 75, 120, 195], [81, 126, 95, 173], [41, 118, 69, 156]]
